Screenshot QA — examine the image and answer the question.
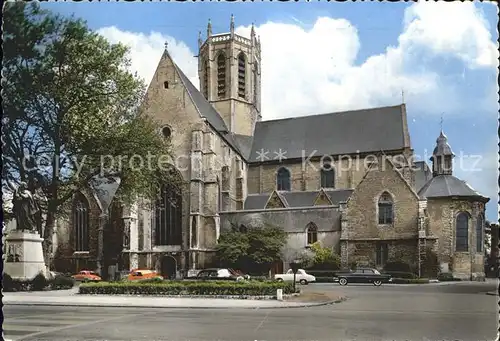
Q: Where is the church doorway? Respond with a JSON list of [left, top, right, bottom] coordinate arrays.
[[160, 255, 177, 280]]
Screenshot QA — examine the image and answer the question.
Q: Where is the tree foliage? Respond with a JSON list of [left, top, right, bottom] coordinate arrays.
[[307, 242, 341, 270], [216, 224, 287, 274], [280, 245, 314, 269], [2, 2, 177, 266]]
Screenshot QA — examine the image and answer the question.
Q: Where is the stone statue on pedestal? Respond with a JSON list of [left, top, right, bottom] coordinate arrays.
[[9, 181, 40, 232]]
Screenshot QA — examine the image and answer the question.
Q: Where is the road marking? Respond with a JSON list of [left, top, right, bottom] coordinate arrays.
[[13, 311, 157, 341], [253, 311, 270, 332]]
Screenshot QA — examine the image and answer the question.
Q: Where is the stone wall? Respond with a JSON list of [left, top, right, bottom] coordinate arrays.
[[426, 198, 486, 278], [132, 50, 247, 272], [52, 188, 102, 274], [246, 151, 411, 194], [340, 239, 418, 269], [344, 156, 420, 240], [220, 207, 342, 270]]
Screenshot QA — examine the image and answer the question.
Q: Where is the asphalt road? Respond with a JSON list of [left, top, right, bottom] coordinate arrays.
[[4, 281, 498, 341]]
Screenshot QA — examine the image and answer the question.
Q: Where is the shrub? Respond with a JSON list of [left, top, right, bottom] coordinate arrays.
[[51, 276, 75, 289], [437, 273, 461, 282], [308, 242, 341, 270], [31, 273, 47, 291], [383, 261, 412, 273], [421, 249, 440, 278], [79, 280, 295, 296], [135, 277, 164, 283]]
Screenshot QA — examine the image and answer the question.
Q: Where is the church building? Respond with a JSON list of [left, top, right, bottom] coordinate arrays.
[[51, 17, 489, 280]]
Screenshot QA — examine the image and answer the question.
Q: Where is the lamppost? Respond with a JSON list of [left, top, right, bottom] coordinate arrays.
[[289, 260, 301, 293]]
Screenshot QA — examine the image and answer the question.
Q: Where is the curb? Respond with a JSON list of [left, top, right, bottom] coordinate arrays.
[[3, 296, 347, 310]]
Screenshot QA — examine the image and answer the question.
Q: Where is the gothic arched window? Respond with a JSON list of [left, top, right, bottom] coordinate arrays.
[[378, 192, 393, 225], [217, 53, 226, 98], [456, 212, 469, 252], [154, 170, 183, 246], [203, 59, 209, 99], [320, 163, 335, 188], [237, 52, 246, 99], [276, 167, 291, 191], [73, 193, 89, 252], [476, 214, 483, 253], [306, 222, 318, 245]]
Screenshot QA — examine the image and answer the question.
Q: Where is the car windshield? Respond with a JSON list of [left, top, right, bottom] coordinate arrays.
[[373, 269, 381, 275]]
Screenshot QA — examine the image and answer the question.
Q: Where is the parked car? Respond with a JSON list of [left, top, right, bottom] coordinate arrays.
[[333, 268, 392, 286], [126, 269, 164, 281], [71, 270, 102, 283], [185, 268, 246, 281], [274, 269, 316, 285]]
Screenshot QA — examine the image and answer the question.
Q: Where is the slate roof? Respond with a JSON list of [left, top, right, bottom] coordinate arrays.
[[169, 52, 407, 164], [413, 161, 432, 192], [432, 131, 454, 156], [172, 58, 247, 158], [243, 189, 353, 210], [417, 174, 489, 202], [248, 105, 408, 162], [233, 134, 254, 161]]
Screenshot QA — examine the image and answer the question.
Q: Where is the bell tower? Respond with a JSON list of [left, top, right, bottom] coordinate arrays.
[[430, 130, 454, 176], [197, 15, 262, 136]]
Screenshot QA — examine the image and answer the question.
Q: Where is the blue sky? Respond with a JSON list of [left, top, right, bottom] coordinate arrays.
[[42, 2, 498, 221]]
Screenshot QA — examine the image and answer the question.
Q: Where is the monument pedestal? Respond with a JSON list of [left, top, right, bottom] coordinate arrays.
[[3, 230, 47, 280]]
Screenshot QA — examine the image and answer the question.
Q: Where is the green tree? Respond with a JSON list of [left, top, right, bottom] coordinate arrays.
[[216, 224, 287, 274], [2, 3, 176, 266], [308, 242, 341, 270]]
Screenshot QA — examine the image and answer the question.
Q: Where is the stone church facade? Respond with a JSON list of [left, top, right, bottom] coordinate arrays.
[[51, 18, 489, 280]]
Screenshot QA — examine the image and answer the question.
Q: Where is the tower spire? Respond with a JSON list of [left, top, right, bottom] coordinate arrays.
[[401, 89, 405, 104], [440, 113, 444, 132], [198, 31, 202, 48], [230, 14, 235, 35], [207, 19, 212, 37]]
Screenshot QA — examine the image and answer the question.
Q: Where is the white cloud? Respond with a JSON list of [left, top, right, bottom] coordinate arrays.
[[400, 2, 498, 69], [97, 2, 497, 121], [96, 26, 199, 89]]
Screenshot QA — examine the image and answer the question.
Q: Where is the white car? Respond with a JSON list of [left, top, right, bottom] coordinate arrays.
[[274, 269, 316, 284]]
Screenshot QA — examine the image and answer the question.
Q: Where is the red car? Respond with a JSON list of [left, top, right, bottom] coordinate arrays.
[[71, 270, 102, 283]]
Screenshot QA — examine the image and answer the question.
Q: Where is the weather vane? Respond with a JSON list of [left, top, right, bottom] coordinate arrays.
[[440, 113, 444, 131], [401, 89, 405, 104], [164, 41, 168, 50]]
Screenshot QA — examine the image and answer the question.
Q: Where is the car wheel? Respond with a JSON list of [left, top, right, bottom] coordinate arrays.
[[299, 279, 308, 285], [373, 280, 382, 286], [339, 278, 348, 286]]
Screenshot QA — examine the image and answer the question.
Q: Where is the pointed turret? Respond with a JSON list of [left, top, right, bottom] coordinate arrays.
[[230, 14, 235, 36], [198, 31, 202, 48], [430, 130, 454, 176], [207, 19, 212, 37]]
